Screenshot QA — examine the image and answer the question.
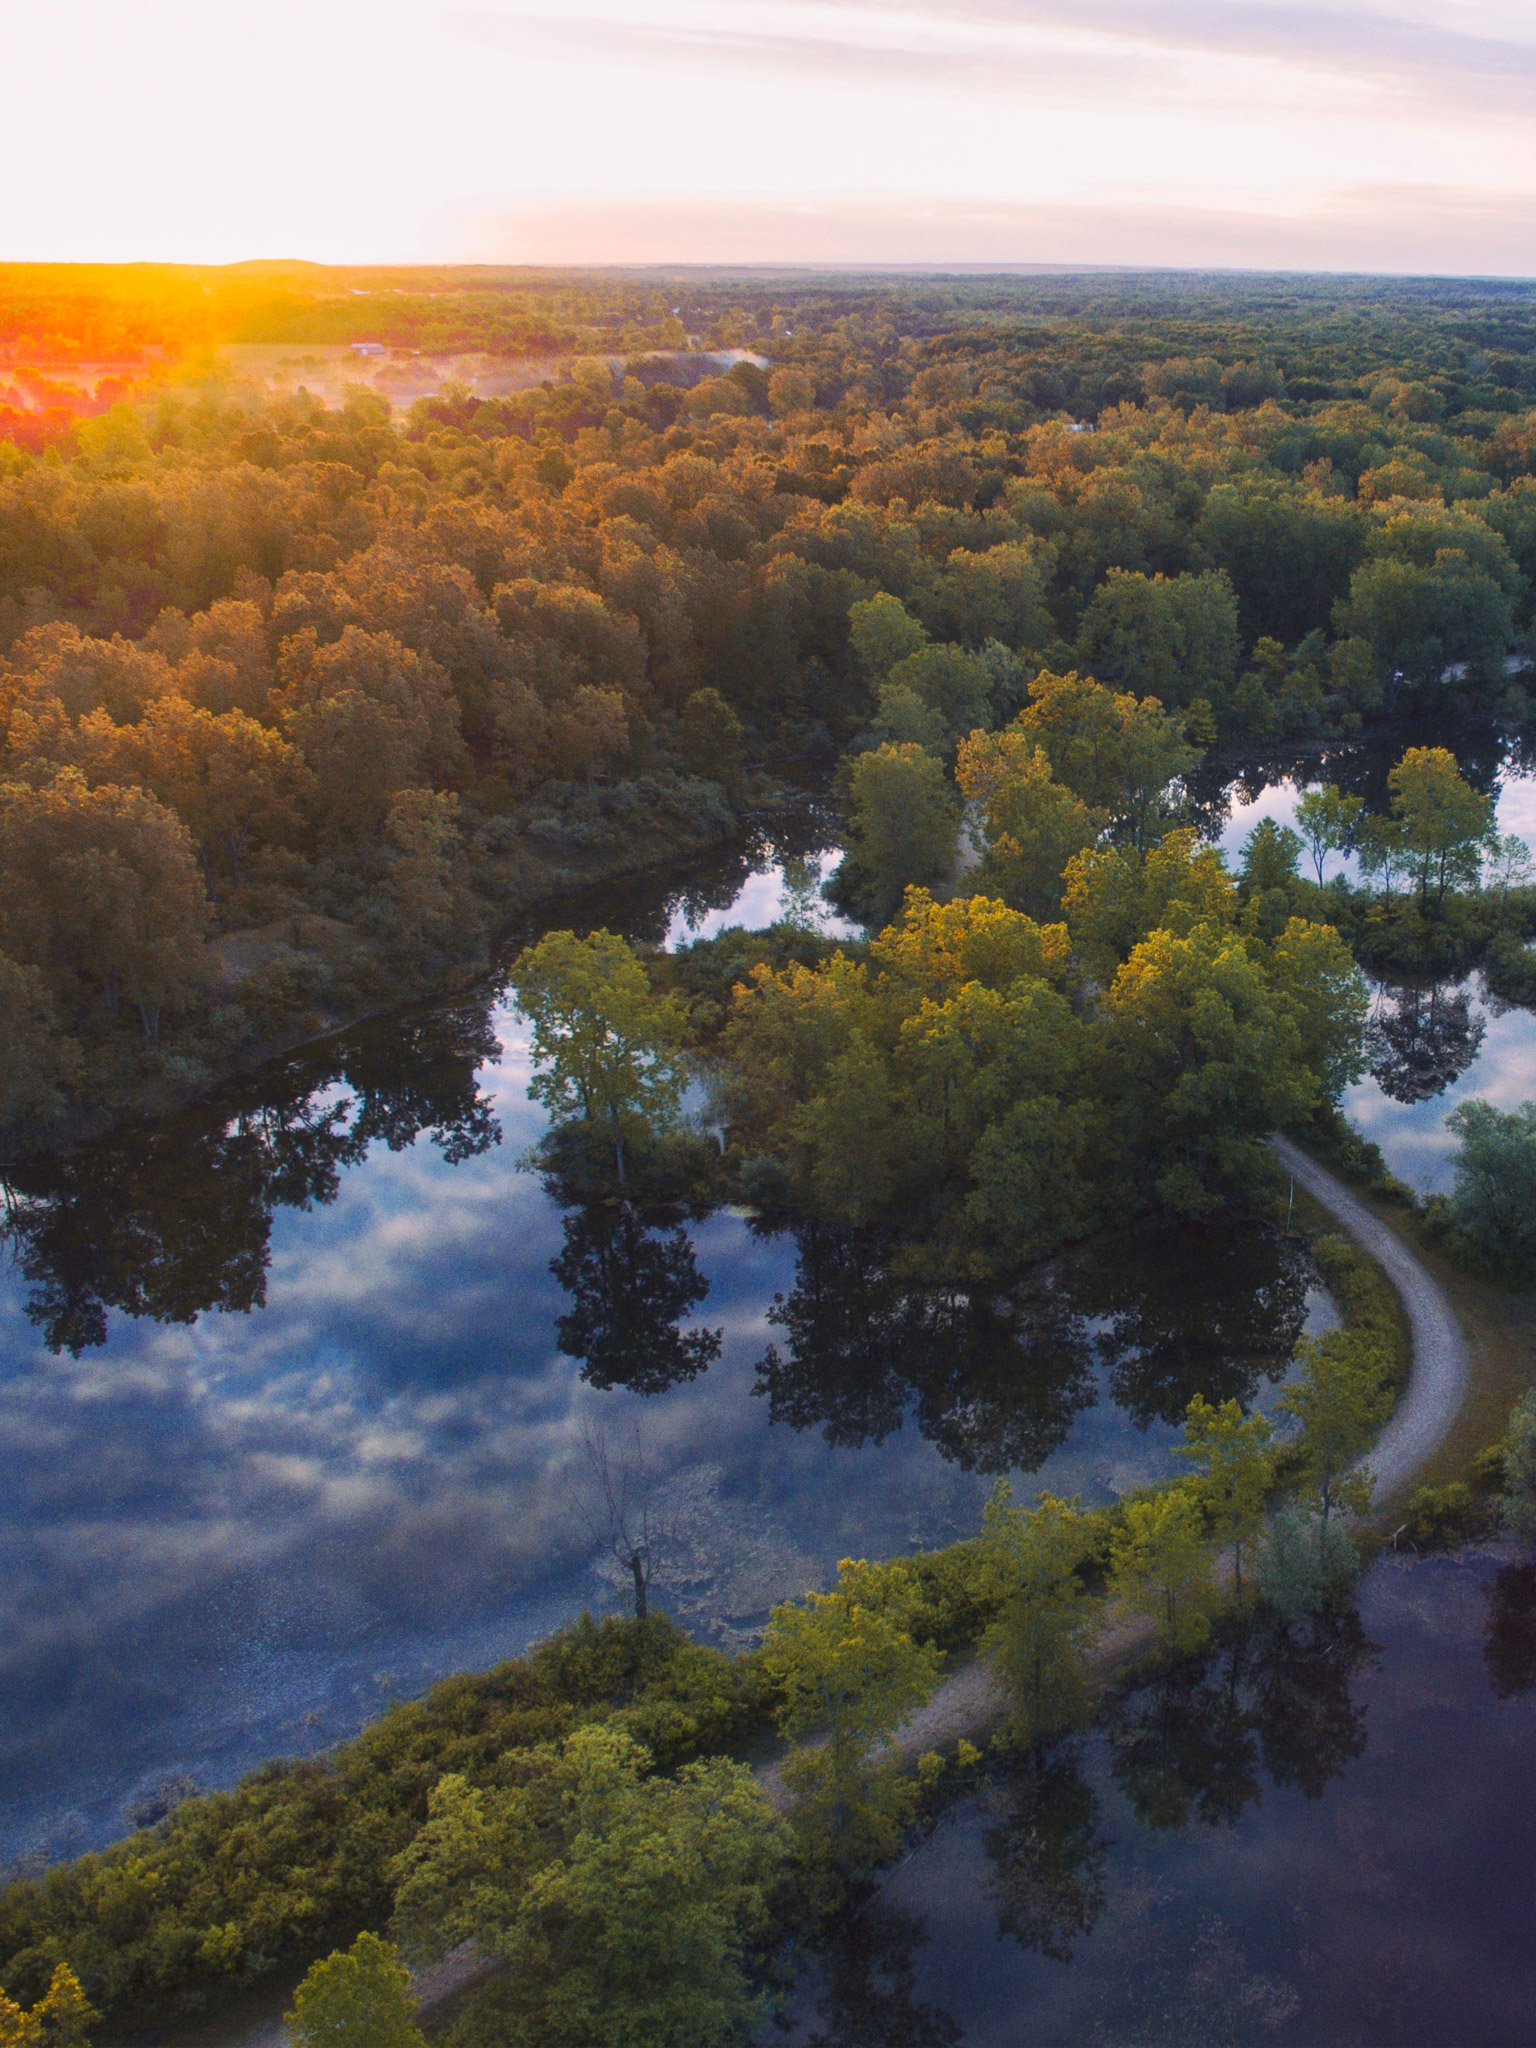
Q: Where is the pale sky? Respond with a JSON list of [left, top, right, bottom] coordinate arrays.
[[7, 0, 1536, 271]]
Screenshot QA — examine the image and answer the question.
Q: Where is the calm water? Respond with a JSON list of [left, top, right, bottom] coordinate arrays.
[[784, 1545, 1536, 2048], [1215, 723, 1536, 1195], [0, 826, 1323, 1870], [2, 724, 1534, 1877]]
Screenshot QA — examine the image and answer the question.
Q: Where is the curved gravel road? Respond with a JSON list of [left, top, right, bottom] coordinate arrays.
[[1272, 1134, 1469, 1504]]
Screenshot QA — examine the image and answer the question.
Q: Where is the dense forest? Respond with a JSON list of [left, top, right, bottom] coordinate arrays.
[[5, 263, 1536, 1159]]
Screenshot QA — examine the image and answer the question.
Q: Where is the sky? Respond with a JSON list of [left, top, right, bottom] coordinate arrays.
[[7, 0, 1536, 271]]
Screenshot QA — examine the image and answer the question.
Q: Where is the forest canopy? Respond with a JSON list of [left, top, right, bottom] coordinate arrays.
[[3, 266, 1536, 1154]]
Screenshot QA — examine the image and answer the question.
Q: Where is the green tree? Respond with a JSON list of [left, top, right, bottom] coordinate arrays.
[[1278, 1329, 1394, 1527], [955, 729, 1104, 922], [1446, 1097, 1536, 1270], [0, 1964, 95, 2048], [0, 952, 79, 1148], [1238, 817, 1302, 894], [848, 591, 928, 678], [1108, 1484, 1216, 1652], [510, 929, 689, 1182], [392, 1726, 785, 2048], [1500, 1389, 1536, 1541], [1014, 670, 1199, 846], [286, 1934, 425, 2048], [1075, 569, 1239, 711], [1175, 1395, 1273, 1598], [761, 1560, 943, 1898], [883, 644, 994, 749], [1293, 784, 1363, 887], [1098, 919, 1321, 1214], [676, 687, 746, 797], [978, 1485, 1100, 1747], [1386, 745, 1496, 909], [838, 743, 961, 927], [1355, 812, 1410, 894]]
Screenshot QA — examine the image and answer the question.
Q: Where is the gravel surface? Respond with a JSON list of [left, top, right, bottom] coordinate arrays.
[[1272, 1134, 1469, 1505]]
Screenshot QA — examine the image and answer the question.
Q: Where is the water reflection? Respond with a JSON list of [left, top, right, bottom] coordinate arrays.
[[1364, 980, 1488, 1104], [785, 1552, 1536, 2048], [0, 1006, 503, 1355], [755, 1217, 1318, 1475]]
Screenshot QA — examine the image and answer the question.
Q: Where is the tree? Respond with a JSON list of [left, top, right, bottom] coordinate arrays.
[[286, 1934, 425, 2048], [1386, 745, 1496, 908], [882, 644, 994, 748], [382, 787, 463, 953], [955, 729, 1104, 922], [1293, 784, 1363, 887], [677, 687, 745, 796], [1277, 1329, 1394, 1527], [1238, 817, 1302, 894], [511, 929, 689, 1182], [1014, 670, 1200, 845], [92, 695, 310, 895], [836, 743, 961, 927], [391, 1726, 785, 2048], [1334, 550, 1515, 696], [1108, 1484, 1216, 1652], [0, 770, 210, 1038], [0, 1965, 95, 2048], [761, 1560, 943, 1896], [1075, 568, 1239, 711], [1175, 1395, 1273, 1598], [978, 1485, 1099, 1747], [0, 952, 79, 1148], [1098, 919, 1320, 1215], [1484, 831, 1535, 897], [1446, 1097, 1536, 1271], [1500, 1390, 1536, 1541], [848, 591, 928, 678], [1355, 812, 1409, 894]]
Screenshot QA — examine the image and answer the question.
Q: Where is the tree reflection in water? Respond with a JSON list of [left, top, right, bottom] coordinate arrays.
[[0, 1003, 502, 1354], [1366, 980, 1487, 1103], [751, 1216, 1316, 1475], [1105, 1606, 1377, 1832], [551, 1203, 721, 1393], [983, 1742, 1109, 1962], [1484, 1562, 1536, 1699], [796, 1896, 961, 2048]]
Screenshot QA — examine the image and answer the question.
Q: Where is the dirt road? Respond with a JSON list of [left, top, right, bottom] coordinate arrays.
[[1271, 1134, 1469, 1504]]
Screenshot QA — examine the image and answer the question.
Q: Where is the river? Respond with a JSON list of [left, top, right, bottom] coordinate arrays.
[[1, 722, 1533, 1882]]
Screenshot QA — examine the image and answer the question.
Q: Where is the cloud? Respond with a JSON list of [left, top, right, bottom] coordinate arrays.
[[459, 185, 1536, 275], [458, 0, 1536, 120]]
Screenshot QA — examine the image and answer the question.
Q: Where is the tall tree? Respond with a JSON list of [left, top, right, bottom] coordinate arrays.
[[1278, 1329, 1393, 1527], [511, 929, 689, 1182], [1108, 1485, 1217, 1653], [978, 1485, 1100, 1748], [1386, 745, 1495, 908], [1175, 1394, 1273, 1598], [286, 1934, 425, 2048], [762, 1560, 943, 1898]]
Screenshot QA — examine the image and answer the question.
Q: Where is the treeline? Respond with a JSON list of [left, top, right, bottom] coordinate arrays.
[[6, 273, 1536, 1155]]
